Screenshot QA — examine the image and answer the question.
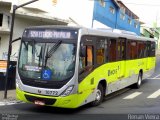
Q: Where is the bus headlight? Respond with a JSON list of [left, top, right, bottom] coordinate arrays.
[[60, 85, 74, 97], [16, 80, 20, 89], [16, 78, 22, 90]]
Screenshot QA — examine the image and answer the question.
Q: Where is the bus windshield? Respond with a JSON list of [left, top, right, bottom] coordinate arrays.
[[18, 40, 76, 81]]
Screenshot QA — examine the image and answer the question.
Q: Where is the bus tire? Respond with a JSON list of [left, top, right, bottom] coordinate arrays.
[[90, 84, 104, 106], [134, 72, 142, 89]]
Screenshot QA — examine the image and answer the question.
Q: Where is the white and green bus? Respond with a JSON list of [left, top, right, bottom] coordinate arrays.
[[16, 26, 156, 108]]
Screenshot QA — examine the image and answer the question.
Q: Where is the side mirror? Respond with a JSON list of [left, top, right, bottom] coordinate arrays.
[[80, 46, 86, 57]]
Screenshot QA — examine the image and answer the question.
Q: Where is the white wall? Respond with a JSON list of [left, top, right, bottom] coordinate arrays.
[[9, 0, 95, 27], [16, 0, 53, 13], [54, 0, 94, 28], [53, 0, 109, 28], [0, 4, 10, 29], [0, 34, 9, 60], [0, 4, 11, 60]]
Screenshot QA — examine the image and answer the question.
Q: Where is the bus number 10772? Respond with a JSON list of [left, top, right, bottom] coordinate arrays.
[[45, 90, 58, 96]]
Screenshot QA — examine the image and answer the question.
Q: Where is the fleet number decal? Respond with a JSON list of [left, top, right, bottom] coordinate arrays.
[[45, 90, 58, 96]]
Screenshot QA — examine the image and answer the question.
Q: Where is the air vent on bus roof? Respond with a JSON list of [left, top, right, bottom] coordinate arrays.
[[113, 29, 137, 36], [96, 28, 137, 36], [96, 28, 113, 32]]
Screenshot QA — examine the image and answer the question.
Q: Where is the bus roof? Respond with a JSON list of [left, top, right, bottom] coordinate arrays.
[[25, 25, 81, 31], [24, 25, 156, 42]]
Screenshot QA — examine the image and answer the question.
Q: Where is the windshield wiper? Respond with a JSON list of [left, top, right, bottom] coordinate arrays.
[[46, 40, 62, 58], [44, 40, 62, 67], [32, 39, 39, 57], [38, 47, 43, 67]]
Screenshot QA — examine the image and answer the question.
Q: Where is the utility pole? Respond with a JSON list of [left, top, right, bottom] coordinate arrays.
[[4, 0, 39, 99]]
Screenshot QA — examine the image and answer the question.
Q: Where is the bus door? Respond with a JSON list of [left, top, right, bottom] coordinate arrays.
[[117, 38, 126, 79]]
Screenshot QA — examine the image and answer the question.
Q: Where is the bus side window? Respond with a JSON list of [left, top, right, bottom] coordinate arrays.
[[150, 41, 156, 57], [117, 38, 126, 61], [147, 41, 151, 57], [121, 39, 126, 60], [128, 40, 137, 59], [138, 41, 145, 58], [96, 38, 105, 65], [117, 39, 121, 61], [87, 46, 93, 66], [79, 45, 94, 72], [144, 42, 147, 58], [108, 39, 117, 62]]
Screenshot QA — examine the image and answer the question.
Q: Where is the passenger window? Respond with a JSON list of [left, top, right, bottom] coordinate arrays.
[[138, 42, 145, 58], [109, 39, 117, 62], [128, 40, 137, 59], [117, 40, 121, 61], [96, 39, 105, 65], [79, 44, 94, 73], [117, 39, 126, 61], [87, 46, 93, 66], [121, 40, 126, 60], [150, 42, 155, 57], [143, 42, 148, 58]]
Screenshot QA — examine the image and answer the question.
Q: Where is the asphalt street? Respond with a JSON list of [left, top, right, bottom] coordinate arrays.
[[0, 56, 160, 120]]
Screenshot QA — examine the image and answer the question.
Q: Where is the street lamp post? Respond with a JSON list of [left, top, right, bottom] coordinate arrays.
[[4, 0, 39, 99]]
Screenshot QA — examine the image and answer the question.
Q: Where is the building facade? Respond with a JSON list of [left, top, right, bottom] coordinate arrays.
[[93, 0, 140, 35], [141, 26, 160, 49], [0, 0, 68, 61]]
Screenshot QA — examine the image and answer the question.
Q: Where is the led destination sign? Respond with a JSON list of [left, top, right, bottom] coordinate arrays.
[[25, 29, 78, 39], [29, 31, 71, 38]]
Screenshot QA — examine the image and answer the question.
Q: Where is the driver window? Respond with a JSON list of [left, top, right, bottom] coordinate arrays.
[[79, 45, 93, 70]]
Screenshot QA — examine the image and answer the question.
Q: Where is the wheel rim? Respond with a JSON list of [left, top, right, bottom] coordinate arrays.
[[138, 75, 142, 86], [95, 89, 101, 102]]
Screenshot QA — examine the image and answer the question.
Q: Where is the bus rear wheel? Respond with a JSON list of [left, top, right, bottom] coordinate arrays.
[[91, 84, 104, 106], [134, 72, 142, 89]]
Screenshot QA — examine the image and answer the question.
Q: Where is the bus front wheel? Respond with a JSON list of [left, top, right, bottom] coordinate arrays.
[[90, 84, 104, 106]]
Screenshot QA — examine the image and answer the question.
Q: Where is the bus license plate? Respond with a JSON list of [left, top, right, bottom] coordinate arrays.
[[34, 100, 45, 106]]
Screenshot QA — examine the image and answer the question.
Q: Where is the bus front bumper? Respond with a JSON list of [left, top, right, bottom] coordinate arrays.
[[16, 88, 79, 108]]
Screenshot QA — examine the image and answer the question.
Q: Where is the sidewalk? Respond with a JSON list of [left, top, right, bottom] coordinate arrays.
[[156, 49, 160, 56], [0, 89, 16, 102]]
